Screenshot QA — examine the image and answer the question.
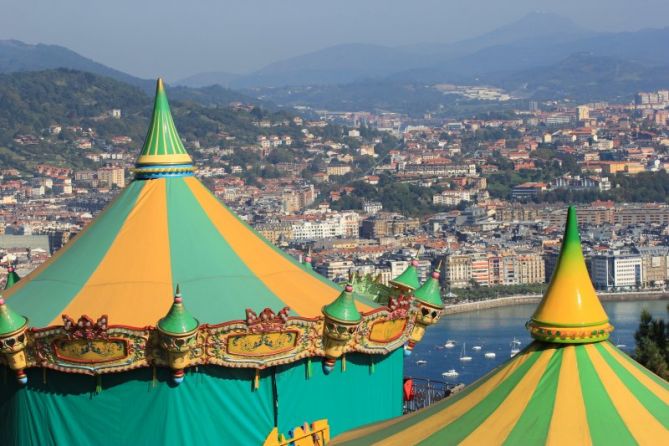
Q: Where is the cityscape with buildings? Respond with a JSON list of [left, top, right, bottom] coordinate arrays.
[[2, 3, 669, 445], [3, 91, 669, 297]]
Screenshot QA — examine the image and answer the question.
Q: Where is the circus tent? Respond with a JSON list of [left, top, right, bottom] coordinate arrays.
[[333, 207, 669, 445], [0, 80, 436, 445]]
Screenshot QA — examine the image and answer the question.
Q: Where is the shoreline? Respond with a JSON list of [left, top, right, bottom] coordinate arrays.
[[442, 291, 669, 315]]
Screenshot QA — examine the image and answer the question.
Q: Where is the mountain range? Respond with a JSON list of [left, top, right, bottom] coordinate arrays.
[[1, 12, 669, 110], [0, 40, 253, 106]]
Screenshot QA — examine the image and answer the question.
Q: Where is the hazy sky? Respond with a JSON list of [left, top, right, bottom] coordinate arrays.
[[2, 0, 669, 80]]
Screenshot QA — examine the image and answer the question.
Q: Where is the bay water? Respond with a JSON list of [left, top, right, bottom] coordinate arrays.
[[404, 299, 669, 384]]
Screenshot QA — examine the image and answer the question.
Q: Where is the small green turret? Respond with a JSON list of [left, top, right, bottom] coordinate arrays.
[[302, 251, 314, 271], [322, 284, 362, 374], [156, 286, 199, 384], [414, 269, 444, 309], [0, 295, 27, 336], [389, 259, 420, 291], [157, 285, 199, 335], [322, 284, 361, 323], [0, 295, 29, 384], [4, 265, 20, 290]]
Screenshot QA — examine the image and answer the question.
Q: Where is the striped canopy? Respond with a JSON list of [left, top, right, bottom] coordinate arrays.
[[333, 207, 669, 445], [2, 80, 377, 328], [333, 342, 669, 445]]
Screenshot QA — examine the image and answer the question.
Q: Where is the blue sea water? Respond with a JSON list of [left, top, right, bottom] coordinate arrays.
[[404, 299, 669, 384]]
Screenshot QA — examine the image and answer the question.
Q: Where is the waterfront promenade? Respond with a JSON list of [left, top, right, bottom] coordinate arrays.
[[443, 290, 669, 315]]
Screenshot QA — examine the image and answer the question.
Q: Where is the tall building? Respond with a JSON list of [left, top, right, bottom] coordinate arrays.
[[97, 165, 125, 188], [576, 105, 590, 121], [634, 246, 669, 287], [591, 252, 643, 290]]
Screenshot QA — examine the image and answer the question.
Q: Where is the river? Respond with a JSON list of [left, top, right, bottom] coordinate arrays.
[[404, 299, 669, 384]]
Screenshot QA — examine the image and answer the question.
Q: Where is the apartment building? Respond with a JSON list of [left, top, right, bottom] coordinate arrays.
[[591, 252, 643, 290]]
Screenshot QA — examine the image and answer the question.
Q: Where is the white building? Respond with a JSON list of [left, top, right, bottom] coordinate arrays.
[[591, 253, 643, 291], [290, 212, 359, 241], [433, 190, 472, 206]]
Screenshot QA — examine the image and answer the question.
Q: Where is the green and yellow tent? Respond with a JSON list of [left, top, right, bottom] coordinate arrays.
[[0, 80, 414, 445], [333, 207, 669, 445], [5, 81, 376, 327], [3, 80, 376, 326]]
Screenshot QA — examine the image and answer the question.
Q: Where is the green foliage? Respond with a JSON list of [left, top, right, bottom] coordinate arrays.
[[328, 178, 442, 216], [0, 69, 298, 172], [634, 308, 669, 379]]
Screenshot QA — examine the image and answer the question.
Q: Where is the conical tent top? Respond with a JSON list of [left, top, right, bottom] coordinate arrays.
[[4, 266, 20, 290], [322, 284, 361, 324], [389, 259, 420, 291], [157, 286, 199, 335], [414, 269, 444, 309], [135, 78, 193, 171], [0, 295, 28, 336], [528, 206, 612, 343]]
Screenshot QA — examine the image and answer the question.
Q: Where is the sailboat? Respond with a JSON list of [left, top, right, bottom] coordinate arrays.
[[442, 369, 459, 378], [614, 336, 627, 349], [510, 337, 521, 357], [459, 343, 472, 362], [472, 345, 482, 351]]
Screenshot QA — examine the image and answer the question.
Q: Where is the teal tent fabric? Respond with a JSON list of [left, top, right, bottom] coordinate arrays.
[[275, 351, 404, 436], [1, 352, 403, 444], [0, 366, 275, 446]]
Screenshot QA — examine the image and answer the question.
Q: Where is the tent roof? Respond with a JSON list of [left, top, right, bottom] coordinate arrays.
[[3, 80, 377, 327], [333, 342, 669, 445]]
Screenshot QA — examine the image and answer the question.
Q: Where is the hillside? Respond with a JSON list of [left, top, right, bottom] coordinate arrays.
[[0, 69, 292, 171], [0, 40, 255, 106], [499, 53, 669, 100]]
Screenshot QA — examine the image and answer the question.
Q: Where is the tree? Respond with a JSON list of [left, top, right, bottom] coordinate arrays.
[[634, 308, 669, 379]]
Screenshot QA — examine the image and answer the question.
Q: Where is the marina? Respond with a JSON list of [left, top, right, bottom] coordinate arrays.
[[405, 299, 669, 384]]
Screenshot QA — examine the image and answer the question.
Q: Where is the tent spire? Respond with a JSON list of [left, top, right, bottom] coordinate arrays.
[[134, 78, 194, 179], [527, 206, 612, 343]]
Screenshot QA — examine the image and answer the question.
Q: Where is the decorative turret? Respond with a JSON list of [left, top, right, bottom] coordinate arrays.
[[389, 259, 420, 292], [3, 265, 20, 290], [526, 206, 613, 343], [134, 79, 194, 179], [157, 286, 199, 383], [303, 249, 313, 271], [321, 284, 361, 374], [405, 268, 444, 355], [0, 295, 29, 384]]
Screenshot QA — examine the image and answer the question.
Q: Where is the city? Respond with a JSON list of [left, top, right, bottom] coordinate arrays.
[[3, 90, 669, 296], [1, 2, 668, 445]]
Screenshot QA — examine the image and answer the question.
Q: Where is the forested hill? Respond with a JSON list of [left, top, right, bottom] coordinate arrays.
[[0, 69, 295, 171]]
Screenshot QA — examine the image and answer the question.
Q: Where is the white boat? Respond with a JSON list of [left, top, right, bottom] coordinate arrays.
[[444, 340, 456, 349], [472, 345, 482, 351], [459, 343, 473, 362], [442, 369, 459, 378], [510, 337, 521, 357], [484, 352, 496, 359], [416, 360, 428, 366], [614, 337, 627, 349]]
